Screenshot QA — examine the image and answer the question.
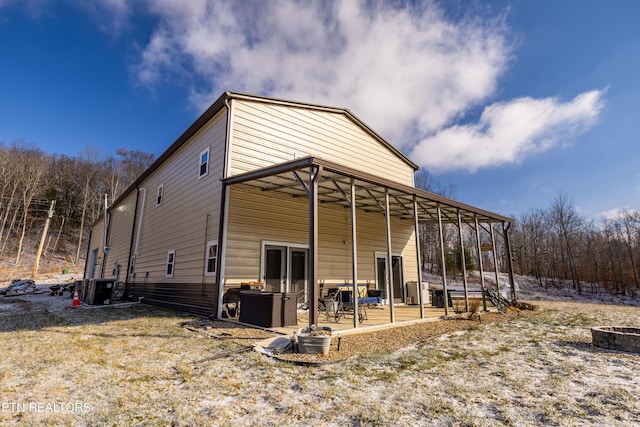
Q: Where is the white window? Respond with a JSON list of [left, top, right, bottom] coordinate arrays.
[[205, 240, 218, 276], [166, 250, 176, 277], [199, 147, 209, 178], [156, 184, 164, 206]]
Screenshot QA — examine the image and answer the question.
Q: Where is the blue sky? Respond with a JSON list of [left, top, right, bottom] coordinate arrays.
[[0, 0, 638, 220]]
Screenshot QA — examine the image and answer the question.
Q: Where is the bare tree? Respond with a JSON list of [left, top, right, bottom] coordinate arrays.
[[414, 170, 458, 275], [12, 144, 49, 265], [75, 148, 102, 262], [0, 144, 22, 256], [549, 193, 583, 293], [620, 209, 640, 289]]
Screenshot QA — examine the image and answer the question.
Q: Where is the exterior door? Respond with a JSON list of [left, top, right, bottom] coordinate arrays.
[[264, 246, 286, 292], [392, 256, 404, 302], [263, 245, 308, 294], [290, 249, 307, 298], [376, 254, 404, 303]]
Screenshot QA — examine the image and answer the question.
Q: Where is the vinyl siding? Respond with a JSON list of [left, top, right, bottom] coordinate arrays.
[[224, 186, 418, 287], [102, 190, 137, 282], [129, 108, 227, 287], [228, 100, 415, 186]]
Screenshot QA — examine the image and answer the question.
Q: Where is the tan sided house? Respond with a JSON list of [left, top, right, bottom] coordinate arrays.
[[85, 91, 515, 330]]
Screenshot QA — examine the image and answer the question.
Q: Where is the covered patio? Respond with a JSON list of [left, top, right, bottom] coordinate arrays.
[[216, 156, 515, 330]]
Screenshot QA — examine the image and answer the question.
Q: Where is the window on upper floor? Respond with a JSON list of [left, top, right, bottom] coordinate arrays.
[[156, 183, 164, 207], [199, 147, 209, 179]]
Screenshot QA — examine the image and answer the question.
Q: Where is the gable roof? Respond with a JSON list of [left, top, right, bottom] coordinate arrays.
[[227, 92, 418, 170], [112, 91, 418, 207]]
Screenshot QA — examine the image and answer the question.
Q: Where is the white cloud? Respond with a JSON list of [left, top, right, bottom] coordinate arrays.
[[599, 208, 625, 221], [410, 90, 606, 173], [598, 206, 640, 221], [128, 0, 511, 145], [105, 0, 605, 174]]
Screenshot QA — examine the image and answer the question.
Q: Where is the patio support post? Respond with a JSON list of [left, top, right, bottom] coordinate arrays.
[[384, 188, 395, 323], [437, 203, 449, 316], [490, 223, 501, 295], [350, 178, 359, 328], [413, 195, 424, 318], [457, 209, 469, 312], [308, 165, 322, 327], [503, 222, 517, 302], [474, 216, 488, 312]]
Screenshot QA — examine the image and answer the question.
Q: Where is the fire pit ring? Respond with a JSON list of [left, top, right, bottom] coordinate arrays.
[[591, 326, 640, 353]]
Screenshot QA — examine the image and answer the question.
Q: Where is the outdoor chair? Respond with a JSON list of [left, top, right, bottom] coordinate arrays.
[[334, 288, 366, 323], [222, 288, 242, 318]]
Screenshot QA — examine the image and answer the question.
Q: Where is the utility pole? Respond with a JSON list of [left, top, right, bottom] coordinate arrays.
[[32, 200, 55, 279]]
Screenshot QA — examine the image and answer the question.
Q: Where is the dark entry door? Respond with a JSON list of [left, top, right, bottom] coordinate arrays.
[[392, 255, 404, 302], [264, 246, 286, 292], [290, 249, 307, 298]]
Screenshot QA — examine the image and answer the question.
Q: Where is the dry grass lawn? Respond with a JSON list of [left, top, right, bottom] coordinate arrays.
[[0, 291, 638, 426]]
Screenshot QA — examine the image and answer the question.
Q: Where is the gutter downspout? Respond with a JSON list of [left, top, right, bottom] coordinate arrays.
[[125, 185, 141, 288], [134, 188, 147, 257], [100, 194, 110, 278]]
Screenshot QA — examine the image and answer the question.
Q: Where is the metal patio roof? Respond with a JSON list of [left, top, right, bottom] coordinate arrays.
[[222, 157, 513, 225]]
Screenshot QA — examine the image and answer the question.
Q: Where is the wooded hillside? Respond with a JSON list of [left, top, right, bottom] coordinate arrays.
[[417, 186, 640, 298], [0, 141, 154, 279]]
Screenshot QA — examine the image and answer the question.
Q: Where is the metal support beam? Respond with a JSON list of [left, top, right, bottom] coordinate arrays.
[[474, 216, 487, 311], [292, 170, 309, 194], [490, 223, 501, 295], [385, 188, 395, 323], [392, 194, 414, 215], [413, 195, 425, 318], [332, 179, 349, 201], [308, 165, 322, 326], [457, 209, 469, 312], [437, 203, 449, 316], [350, 178, 359, 328], [366, 188, 384, 208]]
